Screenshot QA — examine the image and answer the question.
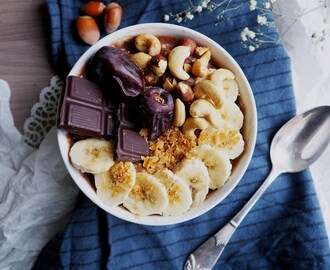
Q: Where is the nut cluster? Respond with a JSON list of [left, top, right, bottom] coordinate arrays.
[[76, 1, 123, 45], [130, 34, 231, 140]]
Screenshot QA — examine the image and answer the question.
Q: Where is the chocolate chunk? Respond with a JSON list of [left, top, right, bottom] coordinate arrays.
[[115, 102, 149, 162], [116, 127, 150, 162], [117, 103, 136, 130], [58, 76, 116, 138]]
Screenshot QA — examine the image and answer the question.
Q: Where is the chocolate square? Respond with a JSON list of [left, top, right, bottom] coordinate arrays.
[[58, 76, 115, 138]]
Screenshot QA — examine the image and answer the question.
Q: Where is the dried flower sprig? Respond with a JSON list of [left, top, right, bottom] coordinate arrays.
[[164, 0, 329, 52]]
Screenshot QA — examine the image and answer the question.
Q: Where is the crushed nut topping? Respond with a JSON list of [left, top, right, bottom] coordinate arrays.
[[142, 127, 197, 174]]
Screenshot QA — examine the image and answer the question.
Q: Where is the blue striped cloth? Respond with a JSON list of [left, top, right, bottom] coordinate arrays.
[[36, 0, 330, 269]]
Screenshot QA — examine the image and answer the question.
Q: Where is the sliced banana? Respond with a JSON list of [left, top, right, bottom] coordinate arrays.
[[123, 172, 169, 216], [219, 99, 244, 130], [174, 158, 210, 207], [69, 138, 115, 174], [95, 162, 136, 207], [186, 145, 232, 190], [198, 124, 244, 159], [209, 68, 239, 102], [154, 169, 192, 216], [222, 79, 239, 102]]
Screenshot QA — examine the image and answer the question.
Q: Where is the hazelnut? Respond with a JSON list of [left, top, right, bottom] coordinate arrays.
[[149, 55, 168, 77], [82, 1, 106, 17], [178, 38, 197, 55], [176, 81, 194, 102], [183, 63, 192, 73], [162, 74, 177, 92], [76, 16, 100, 45], [195, 46, 210, 57], [144, 70, 158, 86], [103, 2, 122, 34]]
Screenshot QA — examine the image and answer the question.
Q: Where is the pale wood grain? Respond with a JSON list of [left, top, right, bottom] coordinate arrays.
[[0, 0, 54, 133]]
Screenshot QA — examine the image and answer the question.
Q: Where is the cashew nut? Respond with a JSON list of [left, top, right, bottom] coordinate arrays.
[[209, 68, 235, 85], [168, 46, 191, 80], [189, 99, 223, 129], [135, 33, 161, 56], [182, 117, 209, 139], [193, 80, 226, 108], [131, 52, 152, 69], [192, 50, 211, 78], [173, 98, 186, 127]]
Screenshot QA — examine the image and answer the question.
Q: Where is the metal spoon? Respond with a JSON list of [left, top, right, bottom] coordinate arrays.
[[184, 106, 330, 270]]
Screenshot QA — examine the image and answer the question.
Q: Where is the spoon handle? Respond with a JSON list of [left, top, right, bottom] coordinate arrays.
[[184, 168, 280, 270]]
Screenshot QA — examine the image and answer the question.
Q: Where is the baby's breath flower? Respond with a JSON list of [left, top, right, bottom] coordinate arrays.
[[196, 5, 203, 13], [201, 0, 208, 8], [240, 32, 247, 41], [247, 30, 256, 39], [175, 16, 183, 23], [185, 12, 194, 20], [263, 2, 271, 9], [249, 0, 257, 11], [257, 15, 268, 25], [249, 45, 256, 52], [164, 14, 170, 22]]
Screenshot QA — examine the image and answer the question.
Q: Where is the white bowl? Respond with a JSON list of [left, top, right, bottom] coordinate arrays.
[[57, 23, 257, 226]]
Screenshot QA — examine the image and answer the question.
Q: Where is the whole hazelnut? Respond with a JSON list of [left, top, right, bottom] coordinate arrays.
[[178, 38, 197, 55], [76, 16, 100, 45], [176, 81, 194, 103], [144, 70, 159, 86], [149, 55, 168, 77], [82, 1, 106, 17], [103, 2, 123, 34]]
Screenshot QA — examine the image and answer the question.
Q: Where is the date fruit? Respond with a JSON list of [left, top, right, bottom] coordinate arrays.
[[141, 87, 174, 140], [88, 46, 145, 98]]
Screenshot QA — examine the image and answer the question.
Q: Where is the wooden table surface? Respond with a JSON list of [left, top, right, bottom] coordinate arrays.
[[0, 0, 54, 133]]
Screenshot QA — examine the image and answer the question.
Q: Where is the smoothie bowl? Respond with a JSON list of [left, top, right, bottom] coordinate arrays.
[[57, 23, 257, 226]]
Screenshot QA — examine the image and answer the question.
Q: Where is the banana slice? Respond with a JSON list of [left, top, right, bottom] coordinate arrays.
[[174, 158, 210, 207], [69, 138, 115, 174], [95, 162, 136, 207], [222, 79, 239, 102], [187, 145, 232, 190], [154, 169, 192, 216], [123, 172, 169, 216], [209, 68, 239, 102], [219, 99, 244, 130], [198, 124, 244, 159]]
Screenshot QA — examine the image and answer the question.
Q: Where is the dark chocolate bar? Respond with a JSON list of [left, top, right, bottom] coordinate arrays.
[[58, 76, 115, 138], [115, 103, 150, 162], [116, 127, 150, 162]]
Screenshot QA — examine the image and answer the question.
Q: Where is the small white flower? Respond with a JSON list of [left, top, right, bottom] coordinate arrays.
[[263, 2, 271, 9], [196, 5, 203, 13], [175, 17, 183, 23], [249, 0, 257, 11], [201, 0, 208, 8], [164, 14, 170, 22], [247, 30, 256, 39], [257, 15, 268, 25], [243, 27, 250, 34], [249, 45, 256, 52], [185, 12, 194, 20], [270, 0, 276, 3], [240, 32, 247, 42]]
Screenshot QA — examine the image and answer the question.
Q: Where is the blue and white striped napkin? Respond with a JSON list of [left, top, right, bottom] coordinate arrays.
[[35, 0, 330, 269]]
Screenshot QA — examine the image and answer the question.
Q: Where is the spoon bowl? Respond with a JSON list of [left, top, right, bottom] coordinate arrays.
[[271, 106, 330, 173], [184, 106, 330, 270]]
